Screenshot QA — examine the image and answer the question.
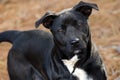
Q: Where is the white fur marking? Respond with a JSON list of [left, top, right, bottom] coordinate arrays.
[[63, 55, 93, 80], [63, 55, 79, 73]]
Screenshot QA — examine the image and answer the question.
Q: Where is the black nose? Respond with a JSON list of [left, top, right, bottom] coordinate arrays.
[[70, 38, 80, 47]]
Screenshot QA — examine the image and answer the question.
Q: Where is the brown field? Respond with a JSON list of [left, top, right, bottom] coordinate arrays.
[[0, 0, 120, 80]]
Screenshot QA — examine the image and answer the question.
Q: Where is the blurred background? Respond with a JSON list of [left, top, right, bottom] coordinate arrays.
[[0, 0, 120, 80]]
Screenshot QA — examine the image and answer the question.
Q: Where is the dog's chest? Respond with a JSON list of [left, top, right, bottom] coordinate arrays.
[[62, 55, 78, 73], [62, 55, 93, 80]]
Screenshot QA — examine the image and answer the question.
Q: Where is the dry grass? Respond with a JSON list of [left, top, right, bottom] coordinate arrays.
[[0, 0, 120, 80]]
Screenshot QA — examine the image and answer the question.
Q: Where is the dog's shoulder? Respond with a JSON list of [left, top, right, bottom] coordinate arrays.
[[14, 30, 53, 43], [12, 30, 54, 51]]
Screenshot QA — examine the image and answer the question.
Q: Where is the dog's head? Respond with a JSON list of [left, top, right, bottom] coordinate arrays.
[[35, 1, 99, 60]]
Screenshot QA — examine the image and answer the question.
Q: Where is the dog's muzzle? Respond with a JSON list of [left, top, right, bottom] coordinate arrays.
[[70, 38, 86, 55]]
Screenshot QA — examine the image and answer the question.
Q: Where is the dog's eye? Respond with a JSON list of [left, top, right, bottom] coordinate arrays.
[[57, 28, 63, 32], [57, 25, 66, 33]]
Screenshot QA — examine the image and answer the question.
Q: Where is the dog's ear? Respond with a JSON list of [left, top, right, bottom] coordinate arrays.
[[35, 11, 57, 28], [73, 1, 99, 18]]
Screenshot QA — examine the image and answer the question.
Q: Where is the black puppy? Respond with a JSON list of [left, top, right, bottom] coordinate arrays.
[[36, 1, 107, 80], [0, 1, 107, 80]]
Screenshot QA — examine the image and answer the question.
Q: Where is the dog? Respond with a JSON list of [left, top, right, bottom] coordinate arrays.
[[35, 1, 107, 80], [0, 1, 107, 80]]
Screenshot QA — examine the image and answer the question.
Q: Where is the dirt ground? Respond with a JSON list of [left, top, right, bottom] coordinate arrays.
[[0, 0, 120, 80]]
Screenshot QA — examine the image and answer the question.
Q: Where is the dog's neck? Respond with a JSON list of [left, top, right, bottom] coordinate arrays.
[[53, 39, 68, 59], [51, 45, 73, 79]]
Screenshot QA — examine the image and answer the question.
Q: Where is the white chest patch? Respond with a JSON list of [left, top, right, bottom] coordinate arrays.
[[62, 55, 93, 80], [62, 55, 79, 73]]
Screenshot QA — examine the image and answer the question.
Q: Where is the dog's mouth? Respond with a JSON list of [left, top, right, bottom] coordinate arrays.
[[73, 49, 81, 54], [64, 48, 82, 60], [72, 46, 84, 55], [71, 44, 86, 55]]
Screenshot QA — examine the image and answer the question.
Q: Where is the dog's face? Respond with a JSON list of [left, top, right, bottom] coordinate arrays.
[[35, 1, 99, 59], [50, 11, 89, 59]]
